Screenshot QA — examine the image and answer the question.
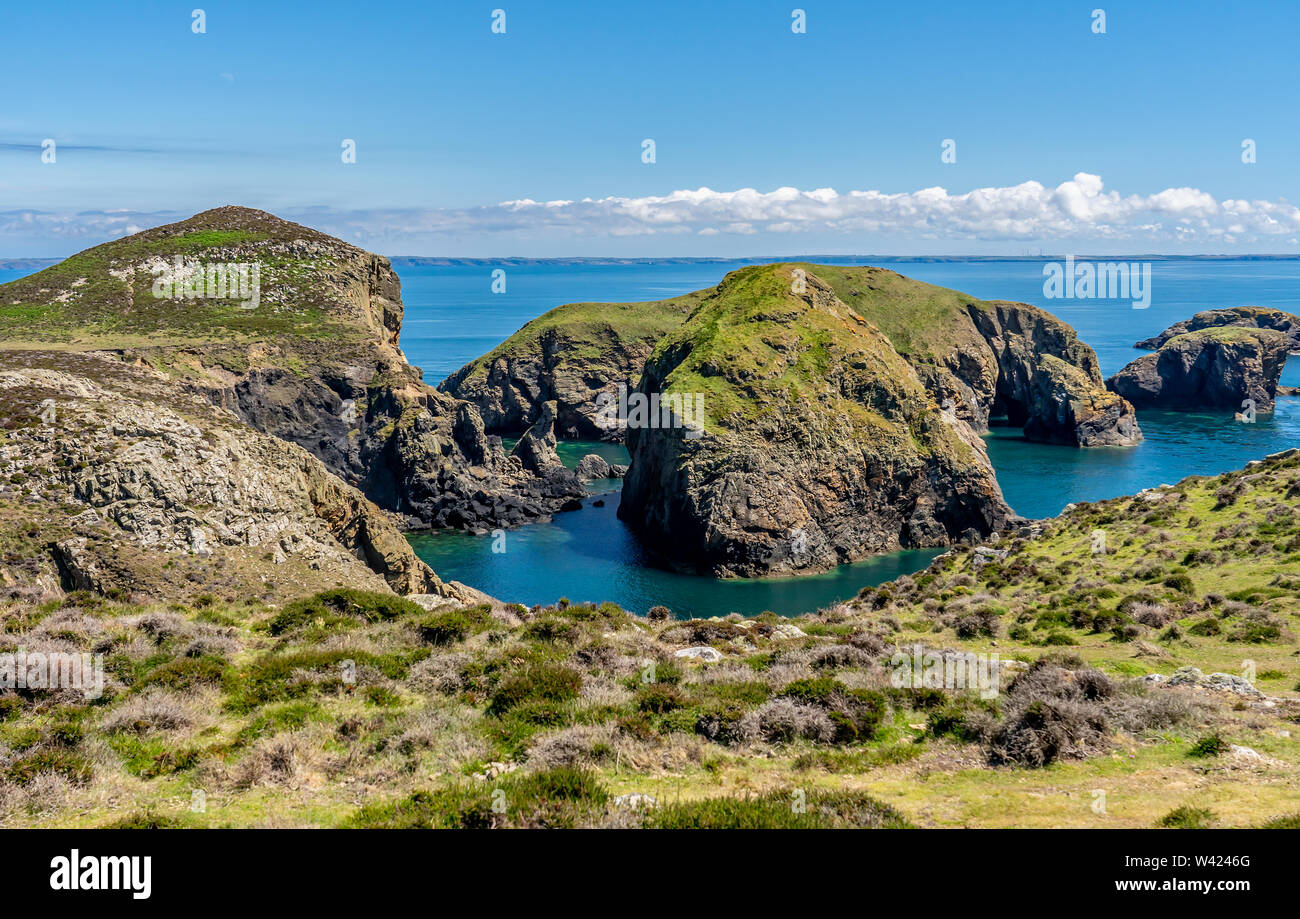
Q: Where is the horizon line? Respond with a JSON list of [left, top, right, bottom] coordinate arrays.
[[8, 253, 1300, 268]]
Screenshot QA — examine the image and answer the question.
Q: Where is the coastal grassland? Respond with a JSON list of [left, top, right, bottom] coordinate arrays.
[[1, 453, 1297, 829], [649, 264, 965, 455], [1165, 326, 1286, 347], [446, 290, 706, 383], [792, 262, 988, 361], [0, 208, 374, 347], [0, 246, 356, 346]]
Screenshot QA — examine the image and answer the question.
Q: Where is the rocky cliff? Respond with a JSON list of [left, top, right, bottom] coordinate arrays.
[[617, 265, 1015, 577], [439, 290, 704, 438], [1135, 306, 1300, 353], [0, 351, 483, 604], [1107, 327, 1291, 412], [801, 265, 1141, 446], [0, 207, 581, 532]]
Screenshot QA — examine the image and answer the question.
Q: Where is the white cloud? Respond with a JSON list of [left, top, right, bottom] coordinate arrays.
[[4, 174, 1299, 250]]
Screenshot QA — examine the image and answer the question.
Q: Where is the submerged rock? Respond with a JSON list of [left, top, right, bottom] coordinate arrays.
[[1107, 327, 1290, 412]]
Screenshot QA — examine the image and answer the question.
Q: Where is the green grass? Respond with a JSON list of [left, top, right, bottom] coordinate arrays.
[[645, 789, 913, 829]]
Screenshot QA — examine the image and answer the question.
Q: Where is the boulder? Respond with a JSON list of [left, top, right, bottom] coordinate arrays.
[[575, 453, 613, 481], [674, 646, 724, 662]]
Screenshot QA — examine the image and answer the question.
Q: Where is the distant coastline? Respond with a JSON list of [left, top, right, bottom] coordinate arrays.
[[9, 254, 1300, 271], [387, 254, 1300, 267]]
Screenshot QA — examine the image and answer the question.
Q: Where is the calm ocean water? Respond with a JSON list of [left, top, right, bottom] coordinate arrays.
[[6, 258, 1298, 616]]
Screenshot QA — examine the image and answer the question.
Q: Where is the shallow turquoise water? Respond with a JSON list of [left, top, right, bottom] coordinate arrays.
[[398, 259, 1300, 616], [407, 445, 946, 618]]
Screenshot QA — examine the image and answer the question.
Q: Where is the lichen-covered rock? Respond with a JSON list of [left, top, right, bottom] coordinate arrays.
[[1136, 305, 1300, 353], [618, 264, 1014, 577], [1107, 327, 1290, 411], [0, 358, 478, 604]]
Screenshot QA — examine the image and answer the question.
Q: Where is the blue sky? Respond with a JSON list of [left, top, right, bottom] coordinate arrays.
[[3, 0, 1299, 255]]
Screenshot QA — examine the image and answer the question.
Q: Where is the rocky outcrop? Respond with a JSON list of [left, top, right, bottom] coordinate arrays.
[[507, 401, 586, 508], [446, 262, 1140, 449], [802, 267, 1140, 447], [1022, 355, 1143, 446], [1107, 327, 1291, 412], [511, 400, 563, 472], [438, 291, 704, 438], [1136, 306, 1300, 353], [576, 454, 618, 481], [0, 356, 482, 604], [618, 265, 1015, 577], [957, 301, 1141, 445], [0, 207, 583, 532]]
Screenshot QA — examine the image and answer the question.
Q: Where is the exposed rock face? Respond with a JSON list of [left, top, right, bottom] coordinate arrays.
[[1107, 327, 1291, 412], [1022, 355, 1144, 446], [0, 207, 581, 532], [576, 454, 614, 481], [0, 355, 481, 604], [438, 291, 704, 438], [505, 401, 586, 508], [618, 265, 1015, 577], [511, 400, 563, 472], [1136, 306, 1300, 353]]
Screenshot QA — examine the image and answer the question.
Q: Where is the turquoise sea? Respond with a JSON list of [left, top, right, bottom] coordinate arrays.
[[6, 258, 1299, 617]]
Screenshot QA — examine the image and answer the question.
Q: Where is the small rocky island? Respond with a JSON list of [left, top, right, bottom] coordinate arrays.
[[443, 264, 1142, 449], [1108, 326, 1291, 412]]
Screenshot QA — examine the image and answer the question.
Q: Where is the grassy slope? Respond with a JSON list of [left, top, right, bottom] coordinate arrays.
[[0, 220, 359, 348], [446, 290, 706, 383], [791, 263, 992, 363], [3, 452, 1296, 829]]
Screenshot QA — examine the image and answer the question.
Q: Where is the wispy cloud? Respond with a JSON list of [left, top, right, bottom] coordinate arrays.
[[3, 175, 1298, 250]]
